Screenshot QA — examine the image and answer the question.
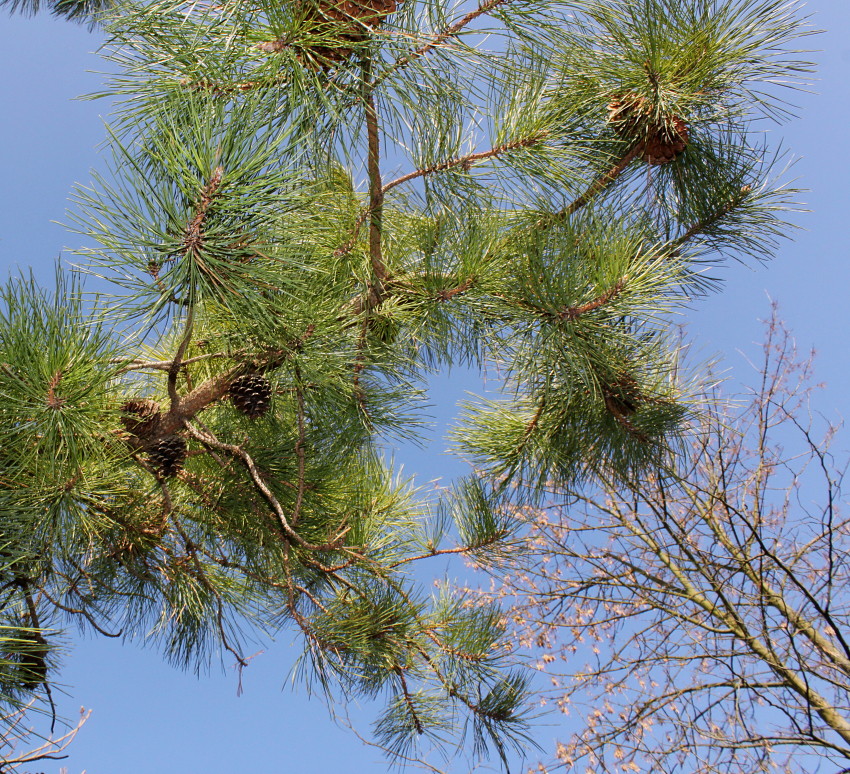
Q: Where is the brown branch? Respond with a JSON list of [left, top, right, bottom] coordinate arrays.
[[523, 397, 546, 441], [168, 307, 194, 412], [153, 324, 315, 438], [381, 133, 548, 196], [114, 351, 229, 375], [560, 276, 627, 321], [351, 316, 373, 426], [180, 76, 271, 95], [333, 208, 371, 258], [388, 535, 508, 568], [604, 397, 649, 443], [362, 56, 388, 287], [394, 665, 425, 734], [670, 184, 753, 253], [256, 38, 287, 53], [170, 514, 249, 669], [184, 166, 224, 256], [0, 704, 91, 768], [546, 142, 644, 225], [35, 586, 122, 639], [334, 132, 547, 261], [146, 166, 224, 305], [182, 420, 340, 553], [436, 275, 475, 301], [292, 366, 308, 528], [45, 369, 65, 410]]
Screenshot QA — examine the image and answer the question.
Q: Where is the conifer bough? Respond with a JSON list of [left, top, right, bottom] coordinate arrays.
[[0, 0, 812, 767]]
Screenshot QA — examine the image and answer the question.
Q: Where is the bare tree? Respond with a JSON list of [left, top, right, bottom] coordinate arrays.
[[0, 701, 89, 773], [499, 308, 850, 774]]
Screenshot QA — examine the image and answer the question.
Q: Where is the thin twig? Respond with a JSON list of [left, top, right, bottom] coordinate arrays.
[[113, 351, 229, 375], [670, 185, 753, 252], [533, 143, 643, 232], [560, 277, 627, 321], [375, 0, 512, 87], [182, 421, 339, 552], [292, 365, 308, 528], [168, 307, 194, 412], [381, 134, 547, 196]]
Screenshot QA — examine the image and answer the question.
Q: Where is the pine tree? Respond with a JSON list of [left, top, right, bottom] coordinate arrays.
[[0, 0, 812, 767]]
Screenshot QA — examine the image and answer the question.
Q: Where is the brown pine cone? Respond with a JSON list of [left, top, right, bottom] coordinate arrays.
[[147, 435, 188, 478], [299, 0, 399, 65], [120, 398, 161, 440], [229, 373, 273, 419], [607, 93, 689, 166]]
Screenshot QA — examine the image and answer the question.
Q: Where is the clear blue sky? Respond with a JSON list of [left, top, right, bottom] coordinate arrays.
[[0, 3, 848, 772]]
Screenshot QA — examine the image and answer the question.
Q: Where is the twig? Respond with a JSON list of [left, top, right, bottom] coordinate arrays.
[[292, 366, 308, 528], [34, 587, 122, 639], [669, 185, 753, 253], [113, 351, 229, 375], [544, 142, 644, 225], [381, 134, 547, 196], [394, 665, 425, 734], [153, 324, 316, 438], [560, 277, 627, 321], [182, 421, 339, 552], [375, 0, 512, 87], [168, 307, 194, 412], [184, 166, 224, 257], [334, 133, 547, 260]]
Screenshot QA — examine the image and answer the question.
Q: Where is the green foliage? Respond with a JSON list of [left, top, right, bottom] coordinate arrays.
[[0, 0, 112, 24], [0, 0, 814, 768]]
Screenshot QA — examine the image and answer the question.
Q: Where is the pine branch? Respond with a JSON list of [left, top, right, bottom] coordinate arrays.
[[362, 55, 388, 288], [181, 420, 334, 551], [35, 586, 122, 638], [670, 184, 754, 253], [151, 324, 315, 438], [543, 142, 645, 225], [394, 666, 425, 735], [559, 277, 627, 320], [168, 307, 194, 412], [375, 0, 513, 87], [335, 134, 548, 260], [292, 366, 308, 529], [183, 166, 223, 258], [381, 134, 548, 195], [114, 351, 230, 375]]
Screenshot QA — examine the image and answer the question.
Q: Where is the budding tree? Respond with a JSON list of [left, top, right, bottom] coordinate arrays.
[[501, 310, 850, 773]]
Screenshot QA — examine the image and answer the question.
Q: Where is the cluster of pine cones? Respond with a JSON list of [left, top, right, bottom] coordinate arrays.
[[120, 373, 272, 478]]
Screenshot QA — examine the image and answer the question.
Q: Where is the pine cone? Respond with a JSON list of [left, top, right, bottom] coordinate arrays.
[[644, 116, 689, 166], [603, 376, 649, 443], [229, 374, 272, 419], [300, 0, 399, 65], [147, 435, 187, 477], [607, 93, 689, 166], [120, 398, 161, 439], [17, 633, 48, 690], [608, 93, 648, 137], [602, 376, 642, 419]]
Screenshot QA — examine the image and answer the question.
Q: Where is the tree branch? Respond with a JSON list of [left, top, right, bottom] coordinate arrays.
[[362, 55, 388, 288], [381, 133, 548, 196], [376, 0, 513, 86]]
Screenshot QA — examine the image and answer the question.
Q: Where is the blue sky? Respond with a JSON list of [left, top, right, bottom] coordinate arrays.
[[0, 2, 848, 772]]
